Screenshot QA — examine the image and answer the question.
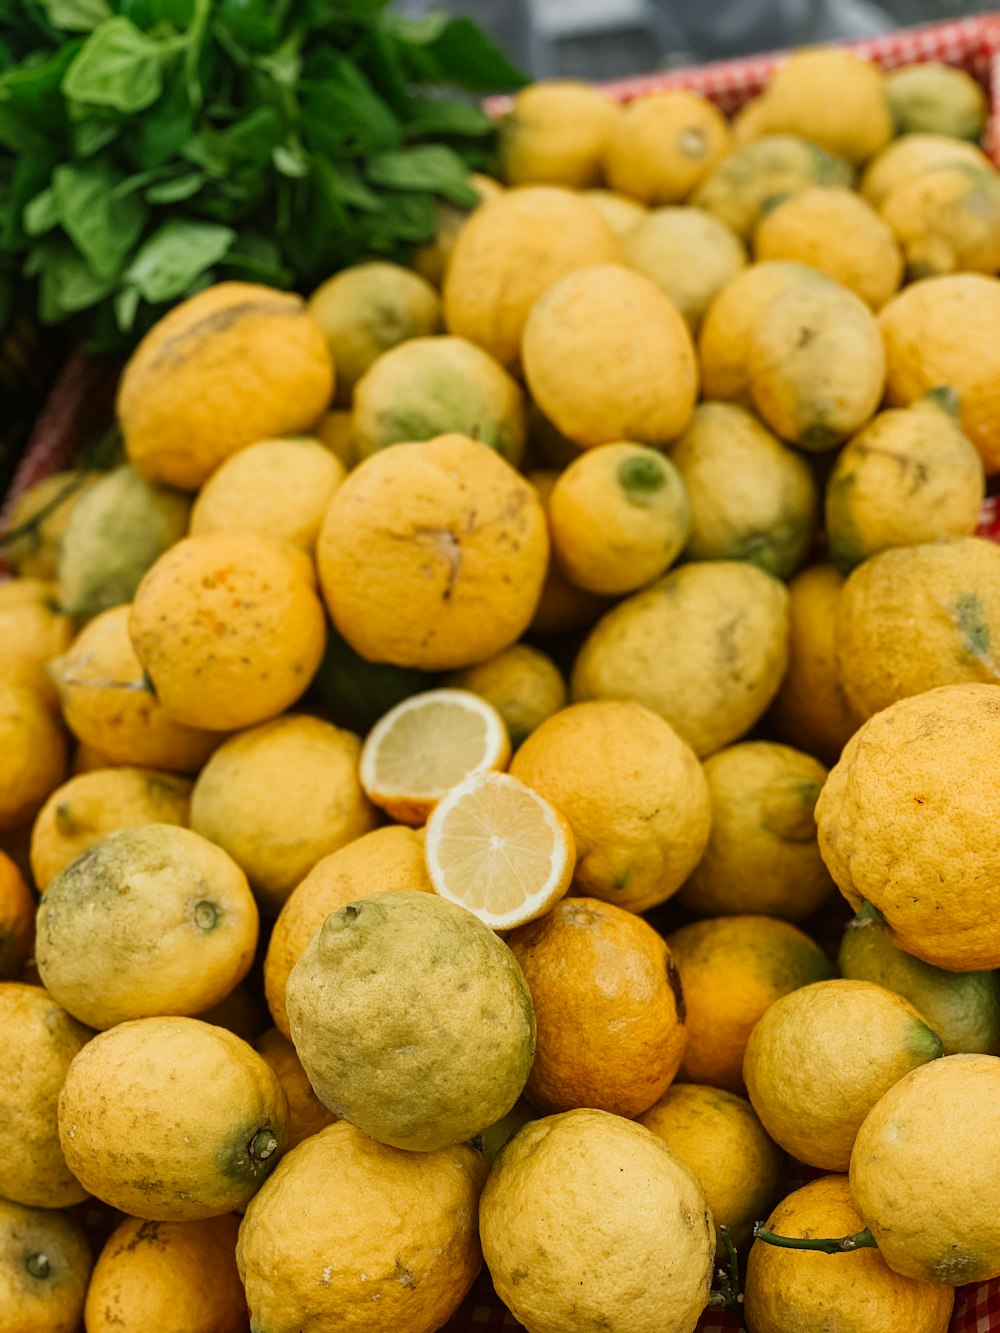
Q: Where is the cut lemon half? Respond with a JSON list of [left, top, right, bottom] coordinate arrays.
[[359, 688, 511, 825], [425, 770, 576, 930]]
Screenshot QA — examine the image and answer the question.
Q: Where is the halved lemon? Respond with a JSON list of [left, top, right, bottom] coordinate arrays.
[[359, 688, 511, 825], [424, 770, 576, 930]]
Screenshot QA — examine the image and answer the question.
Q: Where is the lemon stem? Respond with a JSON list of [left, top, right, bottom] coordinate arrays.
[[753, 1222, 878, 1254], [850, 900, 887, 929], [706, 1225, 743, 1313]]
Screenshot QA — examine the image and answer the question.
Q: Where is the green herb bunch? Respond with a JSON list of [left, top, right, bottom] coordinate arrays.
[[0, 0, 525, 352]]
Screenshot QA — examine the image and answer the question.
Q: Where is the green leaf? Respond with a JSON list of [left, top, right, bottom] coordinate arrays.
[[323, 158, 384, 212], [405, 96, 494, 138], [124, 217, 234, 302], [61, 16, 174, 112], [72, 114, 121, 156], [299, 54, 400, 155], [0, 151, 58, 250], [370, 190, 436, 243], [394, 15, 528, 93], [183, 104, 283, 174], [114, 281, 140, 330], [144, 168, 202, 202], [31, 240, 118, 321], [53, 160, 148, 278], [23, 186, 59, 236], [273, 138, 309, 179], [219, 231, 293, 287], [0, 40, 80, 125], [366, 144, 479, 206], [39, 0, 112, 31]]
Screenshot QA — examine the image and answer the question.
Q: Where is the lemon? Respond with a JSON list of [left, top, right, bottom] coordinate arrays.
[[748, 278, 886, 450], [188, 436, 345, 553], [675, 741, 834, 922], [525, 467, 617, 636], [2, 469, 99, 581], [692, 135, 855, 240], [499, 80, 622, 188], [118, 282, 334, 490], [36, 823, 258, 1029], [768, 563, 860, 766], [350, 334, 527, 465], [255, 1027, 336, 1149], [129, 531, 327, 732], [621, 206, 747, 331], [0, 852, 35, 980], [744, 1175, 955, 1333], [839, 917, 1000, 1056], [743, 978, 942, 1171], [603, 89, 731, 204], [758, 47, 893, 165], [307, 260, 441, 404], [582, 188, 648, 237], [640, 1083, 785, 1260], [445, 643, 566, 748], [571, 560, 789, 758], [30, 766, 191, 891], [880, 161, 1000, 278], [443, 186, 620, 370], [83, 1214, 248, 1333], [860, 131, 993, 207], [317, 433, 548, 671], [0, 680, 68, 830], [816, 683, 1000, 971], [835, 537, 1000, 721], [285, 890, 535, 1151], [506, 897, 686, 1117], [851, 1053, 1000, 1283], [825, 390, 984, 572], [0, 983, 91, 1208], [313, 407, 357, 468], [0, 1197, 93, 1333], [547, 442, 691, 595], [753, 186, 904, 308], [189, 714, 377, 914], [263, 824, 433, 1039], [58, 1015, 290, 1220], [509, 700, 710, 914], [481, 1108, 714, 1333], [521, 264, 699, 449], [886, 61, 989, 141], [0, 577, 72, 709], [879, 273, 1000, 473], [668, 401, 818, 577], [236, 1121, 486, 1333], [412, 171, 505, 289], [666, 914, 835, 1092]]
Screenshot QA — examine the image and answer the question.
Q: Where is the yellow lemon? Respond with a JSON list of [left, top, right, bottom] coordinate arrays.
[[313, 407, 357, 468], [412, 171, 505, 289], [621, 206, 747, 330], [83, 1213, 248, 1333], [50, 604, 221, 773], [745, 1175, 955, 1333], [0, 578, 72, 709], [860, 131, 994, 207], [0, 1197, 92, 1333], [816, 683, 1000, 972], [527, 471, 615, 635], [255, 1028, 336, 1149], [880, 161, 1000, 278], [850, 1054, 1000, 1283], [521, 264, 699, 449], [743, 978, 943, 1170], [480, 1108, 714, 1333], [189, 714, 377, 914], [581, 188, 648, 237], [188, 436, 345, 553], [2, 469, 100, 580], [603, 89, 731, 203], [758, 47, 893, 165], [668, 401, 818, 578], [263, 824, 433, 1038], [0, 851, 35, 979], [499, 80, 622, 187], [236, 1121, 486, 1333], [0, 982, 91, 1208], [286, 890, 535, 1151], [879, 272, 1000, 473], [665, 914, 835, 1092], [886, 61, 989, 141], [36, 823, 258, 1029], [509, 700, 710, 914], [307, 260, 441, 404], [0, 680, 67, 830], [445, 643, 567, 748], [30, 766, 191, 891], [547, 442, 691, 595], [834, 537, 1000, 721], [753, 186, 904, 307], [571, 560, 789, 758], [443, 185, 620, 370], [129, 532, 327, 731], [675, 741, 834, 922], [58, 1015, 290, 1220], [316, 433, 548, 670], [118, 282, 334, 490], [640, 1083, 785, 1260]]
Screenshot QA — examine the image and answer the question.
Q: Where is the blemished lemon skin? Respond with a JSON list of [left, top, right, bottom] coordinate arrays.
[[744, 1175, 955, 1333], [480, 1108, 715, 1333], [860, 132, 993, 208], [851, 1054, 1000, 1284]]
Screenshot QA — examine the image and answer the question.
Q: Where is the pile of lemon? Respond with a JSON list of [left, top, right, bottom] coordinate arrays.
[[2, 43, 1000, 1333]]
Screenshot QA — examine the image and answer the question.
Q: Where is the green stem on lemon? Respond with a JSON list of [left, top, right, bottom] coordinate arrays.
[[706, 1225, 743, 1313], [752, 1223, 878, 1254], [849, 900, 888, 930]]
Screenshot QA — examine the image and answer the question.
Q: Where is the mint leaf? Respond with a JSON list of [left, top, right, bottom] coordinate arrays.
[[394, 15, 528, 92], [53, 160, 147, 277], [40, 0, 112, 31], [124, 217, 234, 302], [144, 168, 202, 202], [367, 145, 480, 206], [61, 16, 172, 112], [23, 186, 59, 236]]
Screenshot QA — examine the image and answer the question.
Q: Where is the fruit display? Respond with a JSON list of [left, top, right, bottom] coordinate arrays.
[[2, 11, 1000, 1333]]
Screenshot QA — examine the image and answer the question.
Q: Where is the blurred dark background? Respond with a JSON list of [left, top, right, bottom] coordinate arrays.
[[399, 0, 998, 78]]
